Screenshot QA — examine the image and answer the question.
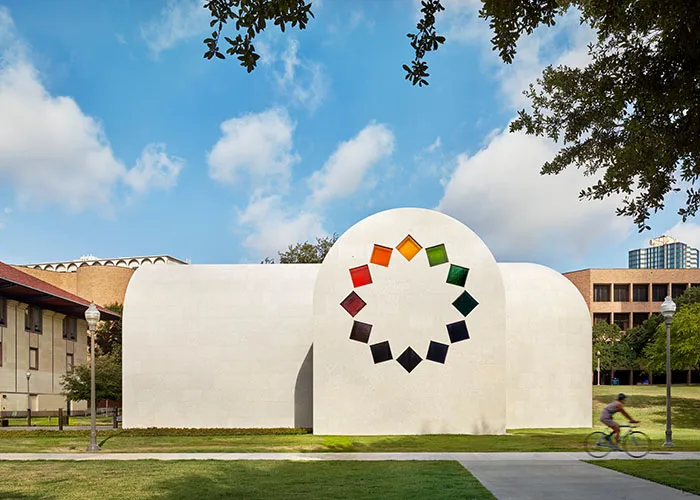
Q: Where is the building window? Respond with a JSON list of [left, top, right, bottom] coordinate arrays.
[[632, 284, 649, 302], [593, 284, 611, 302], [593, 313, 611, 324], [633, 312, 650, 328], [24, 306, 42, 333], [63, 317, 77, 341], [652, 284, 668, 302], [66, 353, 74, 373], [29, 347, 39, 370], [0, 295, 6, 326], [613, 313, 630, 331], [614, 284, 630, 302], [671, 284, 688, 298]]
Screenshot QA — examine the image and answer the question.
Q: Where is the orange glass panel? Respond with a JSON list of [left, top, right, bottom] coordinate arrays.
[[370, 245, 393, 267], [396, 235, 422, 261]]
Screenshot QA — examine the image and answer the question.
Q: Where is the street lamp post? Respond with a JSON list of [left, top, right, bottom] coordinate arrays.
[[660, 295, 676, 448], [596, 351, 601, 386], [25, 371, 31, 426], [85, 303, 101, 452]]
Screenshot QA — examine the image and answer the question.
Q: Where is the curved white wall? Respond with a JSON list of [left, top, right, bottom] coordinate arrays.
[[500, 263, 592, 429], [313, 208, 507, 435], [123, 264, 318, 429]]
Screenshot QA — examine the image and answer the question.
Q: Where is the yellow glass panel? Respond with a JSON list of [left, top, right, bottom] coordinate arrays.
[[396, 235, 422, 261]]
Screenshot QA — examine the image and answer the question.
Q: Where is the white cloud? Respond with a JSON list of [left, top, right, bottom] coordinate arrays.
[[0, 8, 182, 211], [141, 0, 208, 56], [437, 126, 630, 262], [272, 39, 329, 112], [237, 191, 326, 257], [664, 223, 700, 250], [207, 108, 298, 189], [4, 207, 12, 214], [123, 144, 184, 193], [309, 123, 395, 205], [427, 136, 442, 152]]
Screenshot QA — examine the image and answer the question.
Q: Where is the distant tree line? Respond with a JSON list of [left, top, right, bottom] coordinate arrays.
[[593, 287, 700, 385]]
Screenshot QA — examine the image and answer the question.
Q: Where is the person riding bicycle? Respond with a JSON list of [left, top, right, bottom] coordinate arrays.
[[600, 393, 639, 449]]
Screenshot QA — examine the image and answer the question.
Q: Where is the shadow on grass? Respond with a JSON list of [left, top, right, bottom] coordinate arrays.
[[593, 394, 700, 428], [150, 461, 490, 500], [0, 490, 54, 500]]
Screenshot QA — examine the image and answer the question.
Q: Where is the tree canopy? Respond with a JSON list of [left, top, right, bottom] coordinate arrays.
[[592, 321, 635, 375], [645, 302, 700, 376], [61, 350, 122, 403], [263, 234, 338, 264], [202, 0, 700, 231]]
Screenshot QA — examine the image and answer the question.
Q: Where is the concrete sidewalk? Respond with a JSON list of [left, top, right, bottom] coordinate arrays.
[[1, 451, 697, 499]]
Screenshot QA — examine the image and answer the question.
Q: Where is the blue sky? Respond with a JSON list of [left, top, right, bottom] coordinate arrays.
[[0, 0, 698, 272]]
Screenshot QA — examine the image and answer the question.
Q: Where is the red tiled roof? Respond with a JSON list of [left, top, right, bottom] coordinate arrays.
[[0, 261, 119, 320]]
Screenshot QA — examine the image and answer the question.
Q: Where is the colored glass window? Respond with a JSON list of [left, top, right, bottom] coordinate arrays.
[[340, 292, 367, 317], [370, 245, 393, 267], [446, 321, 470, 343], [350, 321, 372, 343], [453, 290, 478, 316], [349, 265, 373, 288], [370, 341, 393, 363], [426, 341, 448, 363], [396, 235, 422, 261], [397, 347, 422, 373], [446, 264, 469, 287], [426, 244, 448, 267]]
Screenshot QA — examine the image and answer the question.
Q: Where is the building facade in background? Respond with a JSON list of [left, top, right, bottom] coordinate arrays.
[[19, 254, 189, 272], [0, 262, 119, 415], [564, 268, 700, 330], [628, 235, 699, 269]]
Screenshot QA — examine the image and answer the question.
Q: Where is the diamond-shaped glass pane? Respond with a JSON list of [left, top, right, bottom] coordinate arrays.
[[447, 264, 469, 287], [452, 290, 478, 316], [370, 341, 392, 363], [350, 265, 372, 288], [426, 244, 449, 267], [370, 245, 393, 267], [340, 291, 366, 317], [350, 321, 372, 343], [426, 341, 448, 363], [446, 320, 470, 343], [397, 347, 422, 373], [396, 235, 422, 261]]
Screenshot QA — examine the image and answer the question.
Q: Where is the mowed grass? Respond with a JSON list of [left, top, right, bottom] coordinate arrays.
[[4, 415, 113, 427], [0, 460, 493, 500], [590, 460, 700, 495], [0, 386, 698, 453]]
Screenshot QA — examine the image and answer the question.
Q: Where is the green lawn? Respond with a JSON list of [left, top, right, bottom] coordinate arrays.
[[590, 460, 700, 496], [0, 460, 493, 500], [4, 415, 113, 427], [0, 385, 698, 453]]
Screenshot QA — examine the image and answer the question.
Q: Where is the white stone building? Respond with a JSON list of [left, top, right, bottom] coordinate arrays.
[[123, 208, 591, 434]]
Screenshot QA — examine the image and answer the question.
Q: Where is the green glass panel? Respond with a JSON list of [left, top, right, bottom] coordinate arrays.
[[446, 264, 469, 286], [426, 244, 448, 267], [452, 291, 479, 316]]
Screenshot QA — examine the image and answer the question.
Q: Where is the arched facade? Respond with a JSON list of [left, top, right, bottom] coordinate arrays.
[[122, 208, 591, 434]]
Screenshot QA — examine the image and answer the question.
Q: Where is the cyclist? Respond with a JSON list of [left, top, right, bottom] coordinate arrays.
[[600, 393, 639, 449]]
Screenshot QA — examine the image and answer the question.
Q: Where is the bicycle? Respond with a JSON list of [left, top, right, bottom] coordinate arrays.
[[584, 424, 651, 458]]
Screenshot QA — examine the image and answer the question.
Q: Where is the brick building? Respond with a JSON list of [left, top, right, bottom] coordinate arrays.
[[563, 268, 700, 330]]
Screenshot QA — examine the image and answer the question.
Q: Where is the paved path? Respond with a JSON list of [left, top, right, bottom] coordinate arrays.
[[461, 459, 699, 499], [0, 452, 698, 499]]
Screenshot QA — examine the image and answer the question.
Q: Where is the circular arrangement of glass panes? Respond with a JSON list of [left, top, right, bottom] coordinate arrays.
[[339, 235, 479, 373]]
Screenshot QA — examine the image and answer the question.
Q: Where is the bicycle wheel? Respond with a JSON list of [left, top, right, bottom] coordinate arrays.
[[584, 431, 612, 458], [622, 431, 651, 458]]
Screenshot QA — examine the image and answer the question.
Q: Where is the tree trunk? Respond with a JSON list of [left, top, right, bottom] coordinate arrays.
[[629, 369, 634, 385], [649, 370, 653, 385], [611, 368, 615, 384], [688, 368, 693, 385]]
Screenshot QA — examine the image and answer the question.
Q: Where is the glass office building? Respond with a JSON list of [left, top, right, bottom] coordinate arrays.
[[628, 236, 699, 269]]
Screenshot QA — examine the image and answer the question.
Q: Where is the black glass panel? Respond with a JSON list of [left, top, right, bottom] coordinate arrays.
[[350, 321, 372, 343], [370, 341, 392, 363], [447, 320, 470, 343], [426, 341, 448, 363], [397, 347, 422, 373]]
